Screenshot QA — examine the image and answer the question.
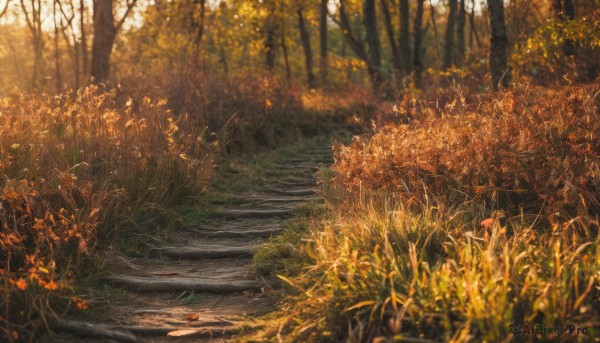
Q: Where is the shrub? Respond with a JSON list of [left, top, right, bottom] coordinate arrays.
[[0, 87, 214, 341], [122, 69, 307, 152], [333, 83, 600, 218], [258, 82, 600, 342], [512, 17, 600, 82]]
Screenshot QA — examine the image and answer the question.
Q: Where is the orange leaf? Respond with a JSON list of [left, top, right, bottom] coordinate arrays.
[[185, 313, 200, 321], [16, 278, 27, 291], [44, 281, 58, 290]]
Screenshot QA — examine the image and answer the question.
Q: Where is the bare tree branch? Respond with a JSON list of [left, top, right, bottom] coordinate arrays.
[[19, 0, 35, 32], [337, 0, 367, 61], [115, 0, 138, 33], [0, 0, 11, 18]]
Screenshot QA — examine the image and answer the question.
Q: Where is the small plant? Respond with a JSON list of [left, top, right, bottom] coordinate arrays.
[[179, 291, 201, 305]]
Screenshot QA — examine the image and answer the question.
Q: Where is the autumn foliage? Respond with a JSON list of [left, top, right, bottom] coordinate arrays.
[[260, 81, 600, 342], [333, 82, 600, 217], [0, 87, 214, 339]]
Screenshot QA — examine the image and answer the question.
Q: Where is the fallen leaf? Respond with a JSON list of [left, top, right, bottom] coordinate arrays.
[[185, 313, 200, 321], [167, 329, 201, 337]]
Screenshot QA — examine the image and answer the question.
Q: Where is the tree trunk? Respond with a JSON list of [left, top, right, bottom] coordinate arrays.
[[191, 0, 206, 66], [219, 47, 229, 76], [487, 0, 509, 90], [469, 0, 482, 50], [298, 9, 316, 89], [20, 0, 44, 89], [319, 0, 328, 85], [562, 0, 575, 56], [339, 1, 383, 89], [563, 0, 575, 19], [91, 0, 116, 84], [265, 27, 276, 70], [281, 20, 291, 85], [381, 0, 402, 79], [429, 0, 440, 60], [399, 0, 411, 74], [456, 0, 466, 66], [54, 0, 62, 92], [413, 0, 425, 75], [338, 1, 367, 62], [443, 0, 457, 69], [554, 0, 575, 56], [80, 0, 88, 81], [0, 0, 9, 18], [264, 30, 276, 71], [363, 0, 383, 90], [552, 0, 562, 19]]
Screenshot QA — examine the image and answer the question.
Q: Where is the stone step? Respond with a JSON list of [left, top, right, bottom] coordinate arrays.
[[304, 147, 333, 155], [202, 226, 284, 238], [255, 196, 320, 204], [121, 324, 239, 337], [106, 275, 262, 293], [266, 188, 317, 197], [287, 155, 333, 163], [185, 222, 284, 239], [276, 180, 315, 187], [273, 163, 321, 170], [159, 244, 256, 259], [215, 194, 319, 205], [213, 207, 296, 219], [108, 256, 255, 280], [54, 319, 240, 340]]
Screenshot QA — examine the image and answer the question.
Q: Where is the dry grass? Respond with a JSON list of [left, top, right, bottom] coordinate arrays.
[[252, 82, 600, 342], [334, 82, 600, 218], [262, 198, 599, 342], [0, 86, 215, 341], [125, 70, 369, 153]]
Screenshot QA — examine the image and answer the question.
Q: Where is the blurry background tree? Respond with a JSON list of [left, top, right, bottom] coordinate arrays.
[[0, 0, 598, 93], [487, 0, 509, 90]]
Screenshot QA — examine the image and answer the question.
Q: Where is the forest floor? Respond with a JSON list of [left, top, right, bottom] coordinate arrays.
[[43, 136, 338, 342]]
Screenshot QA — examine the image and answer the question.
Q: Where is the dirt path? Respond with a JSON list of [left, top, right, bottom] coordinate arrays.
[[52, 145, 333, 342]]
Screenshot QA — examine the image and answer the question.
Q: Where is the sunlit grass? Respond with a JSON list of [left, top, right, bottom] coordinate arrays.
[[253, 195, 599, 342], [250, 82, 600, 342]]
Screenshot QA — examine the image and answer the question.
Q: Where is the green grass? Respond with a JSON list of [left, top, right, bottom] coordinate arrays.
[[210, 136, 332, 194], [178, 134, 339, 229], [253, 221, 311, 275], [179, 203, 216, 227]]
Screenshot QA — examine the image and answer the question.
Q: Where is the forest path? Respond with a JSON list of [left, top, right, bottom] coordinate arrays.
[[51, 143, 334, 342]]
